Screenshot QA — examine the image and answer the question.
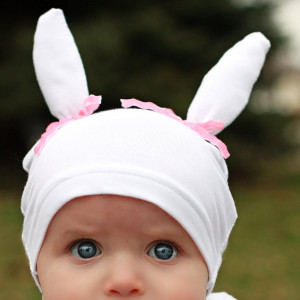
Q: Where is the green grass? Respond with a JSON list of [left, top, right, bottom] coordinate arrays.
[[0, 191, 40, 299], [0, 184, 299, 299], [215, 184, 299, 299]]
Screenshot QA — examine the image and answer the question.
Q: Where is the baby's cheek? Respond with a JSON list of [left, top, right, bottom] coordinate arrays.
[[151, 268, 207, 300], [164, 285, 206, 300], [175, 266, 207, 299], [40, 269, 92, 300], [38, 257, 85, 299]]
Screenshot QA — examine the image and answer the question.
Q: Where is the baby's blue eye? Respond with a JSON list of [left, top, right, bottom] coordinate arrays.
[[148, 242, 178, 260], [71, 240, 101, 259]]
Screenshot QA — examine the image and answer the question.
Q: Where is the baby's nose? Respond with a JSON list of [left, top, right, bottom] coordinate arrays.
[[103, 254, 145, 296]]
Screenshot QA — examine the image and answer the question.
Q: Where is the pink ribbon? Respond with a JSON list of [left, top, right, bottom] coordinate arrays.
[[34, 95, 101, 154], [121, 98, 230, 158], [35, 95, 229, 158]]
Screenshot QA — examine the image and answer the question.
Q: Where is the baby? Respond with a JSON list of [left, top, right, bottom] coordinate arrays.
[[21, 9, 270, 299]]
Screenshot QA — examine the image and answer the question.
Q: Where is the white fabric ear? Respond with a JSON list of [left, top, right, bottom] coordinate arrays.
[[187, 32, 270, 134], [33, 8, 89, 119]]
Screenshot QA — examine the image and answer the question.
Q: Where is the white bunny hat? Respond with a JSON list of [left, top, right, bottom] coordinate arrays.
[[21, 8, 270, 296]]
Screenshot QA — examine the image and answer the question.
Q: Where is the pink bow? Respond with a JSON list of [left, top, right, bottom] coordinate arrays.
[[121, 98, 229, 158], [34, 95, 101, 154]]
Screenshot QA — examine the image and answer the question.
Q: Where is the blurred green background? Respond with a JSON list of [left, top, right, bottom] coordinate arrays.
[[0, 0, 299, 299]]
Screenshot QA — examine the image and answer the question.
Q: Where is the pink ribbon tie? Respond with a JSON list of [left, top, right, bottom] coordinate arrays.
[[121, 98, 230, 158], [35, 96, 229, 158], [34, 95, 101, 154]]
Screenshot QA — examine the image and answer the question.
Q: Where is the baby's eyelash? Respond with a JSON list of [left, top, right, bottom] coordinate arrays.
[[149, 240, 183, 253], [66, 238, 98, 253], [146, 239, 184, 261]]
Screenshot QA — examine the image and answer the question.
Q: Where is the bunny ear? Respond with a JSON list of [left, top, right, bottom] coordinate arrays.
[[187, 32, 270, 134], [33, 8, 89, 119]]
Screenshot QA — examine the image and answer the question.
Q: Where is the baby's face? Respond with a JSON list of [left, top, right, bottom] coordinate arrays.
[[37, 195, 208, 299]]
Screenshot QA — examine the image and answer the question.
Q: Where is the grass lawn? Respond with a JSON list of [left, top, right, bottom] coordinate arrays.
[[214, 183, 299, 299], [0, 182, 299, 299]]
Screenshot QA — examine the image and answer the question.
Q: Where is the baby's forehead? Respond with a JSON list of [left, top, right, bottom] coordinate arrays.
[[58, 194, 182, 228], [48, 194, 195, 244]]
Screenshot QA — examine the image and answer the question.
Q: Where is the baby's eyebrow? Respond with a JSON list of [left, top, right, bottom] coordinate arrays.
[[137, 227, 186, 241], [60, 225, 183, 240], [60, 227, 102, 239]]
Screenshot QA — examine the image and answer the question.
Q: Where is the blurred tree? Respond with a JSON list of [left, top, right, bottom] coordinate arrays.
[[0, 0, 287, 189]]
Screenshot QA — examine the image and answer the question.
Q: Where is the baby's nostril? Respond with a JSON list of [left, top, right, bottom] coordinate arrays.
[[109, 288, 141, 295]]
